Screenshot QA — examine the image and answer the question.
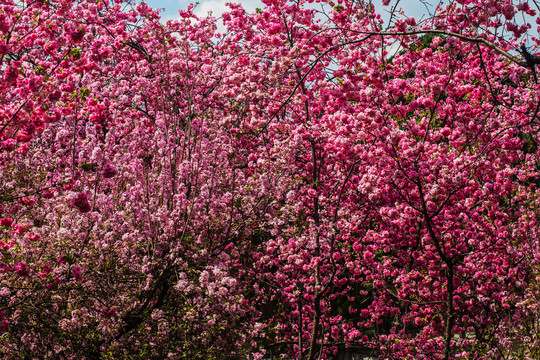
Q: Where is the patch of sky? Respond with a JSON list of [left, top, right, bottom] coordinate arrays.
[[142, 0, 539, 60]]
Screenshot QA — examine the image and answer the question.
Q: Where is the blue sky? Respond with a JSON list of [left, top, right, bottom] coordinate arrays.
[[142, 0, 433, 24], [144, 0, 196, 17], [144, 0, 260, 20]]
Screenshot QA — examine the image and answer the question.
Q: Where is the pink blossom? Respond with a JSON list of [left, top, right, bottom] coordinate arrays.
[[14, 262, 29, 277], [1, 139, 16, 152], [3, 66, 17, 82], [0, 218, 13, 227], [72, 193, 92, 213], [104, 307, 117, 318], [71, 266, 82, 281], [0, 320, 9, 332], [19, 196, 35, 207], [102, 163, 118, 178]]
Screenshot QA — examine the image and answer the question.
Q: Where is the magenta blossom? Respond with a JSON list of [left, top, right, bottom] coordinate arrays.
[[72, 193, 92, 213], [14, 262, 29, 277], [102, 163, 118, 178]]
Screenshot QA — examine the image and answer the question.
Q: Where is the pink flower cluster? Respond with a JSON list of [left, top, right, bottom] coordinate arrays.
[[0, 0, 539, 359]]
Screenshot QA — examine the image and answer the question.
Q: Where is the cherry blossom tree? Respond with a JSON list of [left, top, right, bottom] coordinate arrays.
[[215, 0, 540, 358], [1, 0, 540, 359], [0, 0, 264, 357]]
